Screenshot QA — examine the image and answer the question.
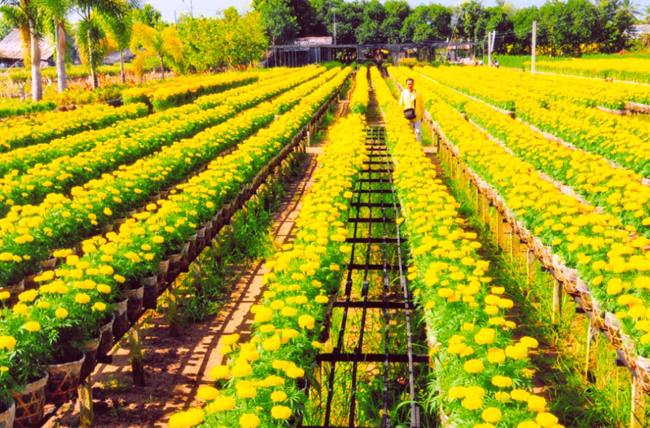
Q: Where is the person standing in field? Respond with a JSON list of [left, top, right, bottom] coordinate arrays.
[[399, 77, 424, 142]]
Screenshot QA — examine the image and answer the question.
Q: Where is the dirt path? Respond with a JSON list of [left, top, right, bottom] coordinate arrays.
[[44, 154, 320, 428]]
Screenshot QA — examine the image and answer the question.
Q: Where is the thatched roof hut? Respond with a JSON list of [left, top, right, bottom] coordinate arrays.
[[0, 29, 55, 67]]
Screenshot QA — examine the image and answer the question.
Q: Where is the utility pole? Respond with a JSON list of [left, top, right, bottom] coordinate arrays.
[[531, 20, 537, 74], [487, 31, 495, 66], [332, 8, 337, 45]]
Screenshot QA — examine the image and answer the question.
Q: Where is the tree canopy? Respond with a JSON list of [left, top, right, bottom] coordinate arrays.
[[253, 0, 640, 55]]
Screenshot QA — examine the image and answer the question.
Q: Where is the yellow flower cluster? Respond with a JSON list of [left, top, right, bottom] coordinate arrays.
[[0, 103, 148, 154], [372, 66, 562, 427], [0, 70, 316, 214], [0, 103, 178, 178], [0, 98, 55, 119], [390, 66, 650, 357], [0, 67, 353, 405], [189, 93, 365, 427], [349, 66, 370, 114], [123, 70, 260, 110], [392, 66, 650, 235], [534, 57, 650, 85], [195, 66, 321, 110], [418, 66, 650, 177], [0, 66, 333, 288]]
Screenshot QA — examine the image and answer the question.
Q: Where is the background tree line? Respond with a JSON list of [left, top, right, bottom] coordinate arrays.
[[0, 2, 267, 101], [254, 0, 643, 55]]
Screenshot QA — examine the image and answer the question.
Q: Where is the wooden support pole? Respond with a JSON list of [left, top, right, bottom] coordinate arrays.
[[129, 324, 145, 386], [551, 277, 562, 326], [631, 375, 646, 428], [78, 377, 94, 427], [493, 208, 500, 245], [482, 195, 490, 227], [525, 248, 536, 285], [584, 320, 598, 381]]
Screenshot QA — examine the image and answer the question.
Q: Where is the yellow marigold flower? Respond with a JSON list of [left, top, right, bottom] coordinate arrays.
[[96, 284, 112, 294], [461, 396, 483, 410], [18, 289, 38, 303], [271, 405, 292, 420], [0, 291, 10, 301], [607, 278, 623, 295], [13, 303, 29, 316], [517, 421, 541, 428], [222, 334, 240, 346], [520, 336, 539, 349], [253, 306, 273, 323], [481, 407, 502, 423], [463, 358, 484, 373], [263, 335, 281, 352], [75, 293, 91, 304], [168, 408, 204, 428], [0, 335, 16, 350], [298, 314, 315, 330], [438, 288, 453, 298], [261, 375, 284, 387], [209, 365, 230, 380], [528, 395, 547, 412], [99, 265, 114, 276], [286, 366, 305, 378], [315, 295, 328, 304], [511, 389, 531, 401], [495, 391, 510, 402], [197, 385, 219, 401], [536, 412, 559, 427], [280, 306, 297, 317], [55, 308, 69, 319], [235, 381, 257, 398], [205, 395, 235, 413], [448, 386, 466, 399], [271, 390, 287, 402], [92, 302, 107, 312], [239, 413, 260, 428], [23, 321, 41, 332], [232, 361, 252, 378], [491, 375, 513, 388], [505, 344, 528, 360], [474, 328, 496, 345]]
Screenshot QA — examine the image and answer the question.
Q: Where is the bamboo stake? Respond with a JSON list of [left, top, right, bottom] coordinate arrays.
[[551, 276, 562, 326], [129, 324, 145, 386], [631, 375, 646, 428], [584, 320, 598, 381], [78, 377, 94, 427]]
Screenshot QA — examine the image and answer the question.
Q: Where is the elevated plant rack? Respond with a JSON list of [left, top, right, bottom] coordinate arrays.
[[302, 127, 430, 428]]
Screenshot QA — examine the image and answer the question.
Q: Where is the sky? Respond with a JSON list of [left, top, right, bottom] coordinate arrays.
[[146, 0, 650, 22]]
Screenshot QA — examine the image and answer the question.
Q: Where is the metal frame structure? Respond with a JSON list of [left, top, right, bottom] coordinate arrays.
[[267, 42, 479, 67], [302, 127, 428, 428]]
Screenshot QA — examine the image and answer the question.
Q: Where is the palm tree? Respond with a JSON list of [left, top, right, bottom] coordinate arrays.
[[100, 8, 133, 83], [0, 0, 42, 100], [71, 0, 134, 89], [37, 0, 71, 92]]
